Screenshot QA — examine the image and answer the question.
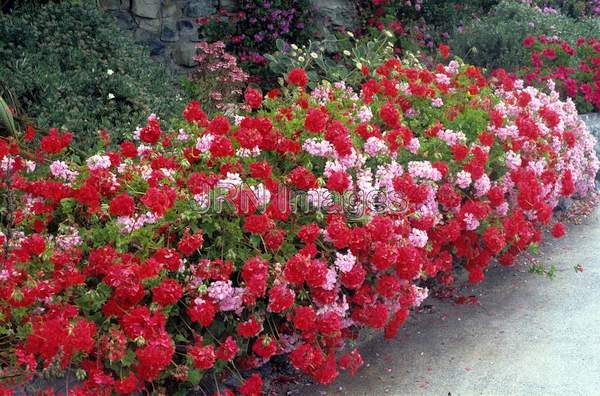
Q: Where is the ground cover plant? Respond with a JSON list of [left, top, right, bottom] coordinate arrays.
[[0, 45, 598, 395], [0, 2, 188, 155]]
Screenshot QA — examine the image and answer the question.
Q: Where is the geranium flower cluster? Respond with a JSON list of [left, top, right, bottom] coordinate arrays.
[[521, 35, 600, 113], [0, 57, 597, 395]]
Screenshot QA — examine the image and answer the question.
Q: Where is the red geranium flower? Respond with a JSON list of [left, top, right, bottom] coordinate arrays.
[[189, 342, 216, 370], [183, 100, 208, 126], [152, 279, 183, 306], [237, 317, 262, 338], [109, 193, 135, 217], [216, 336, 239, 362], [188, 299, 216, 327], [339, 349, 363, 376], [177, 229, 203, 256], [287, 68, 308, 87], [551, 222, 566, 238], [304, 108, 329, 133], [243, 213, 272, 234], [139, 116, 162, 145], [244, 87, 263, 109], [523, 35, 536, 48], [267, 284, 295, 313], [438, 43, 450, 59], [238, 373, 263, 396], [208, 115, 231, 135], [40, 128, 72, 154], [289, 166, 318, 190]]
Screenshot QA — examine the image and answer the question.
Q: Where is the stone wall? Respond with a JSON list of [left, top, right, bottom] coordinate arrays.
[[99, 0, 358, 69]]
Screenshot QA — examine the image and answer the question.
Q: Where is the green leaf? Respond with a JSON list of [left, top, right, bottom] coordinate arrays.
[[275, 39, 286, 53], [0, 96, 17, 136], [187, 368, 203, 385], [121, 349, 136, 367]]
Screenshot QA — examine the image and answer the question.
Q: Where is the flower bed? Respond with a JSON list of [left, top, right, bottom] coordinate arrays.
[[0, 57, 598, 395]]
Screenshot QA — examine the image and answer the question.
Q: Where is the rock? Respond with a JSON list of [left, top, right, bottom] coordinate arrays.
[[131, 0, 161, 18], [113, 10, 137, 30], [99, 0, 121, 10], [177, 19, 200, 41], [581, 113, 600, 156], [173, 42, 198, 67], [308, 0, 358, 30], [555, 197, 573, 212], [133, 27, 165, 56], [120, 0, 131, 10], [147, 39, 166, 56], [184, 0, 216, 18], [219, 0, 238, 12], [581, 113, 600, 180], [135, 15, 162, 33], [162, 0, 181, 18], [161, 19, 179, 42], [134, 26, 157, 42]]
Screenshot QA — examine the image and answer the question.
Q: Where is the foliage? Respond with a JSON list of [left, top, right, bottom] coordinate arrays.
[[451, 0, 600, 71], [0, 54, 597, 394], [1, 0, 65, 13], [0, 2, 188, 155], [519, 35, 600, 113], [265, 30, 396, 89]]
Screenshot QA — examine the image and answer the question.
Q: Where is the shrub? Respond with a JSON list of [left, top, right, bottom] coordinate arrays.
[[0, 58, 597, 394], [451, 1, 600, 71], [0, 2, 188, 155], [519, 35, 600, 113], [182, 41, 249, 115], [522, 0, 600, 18]]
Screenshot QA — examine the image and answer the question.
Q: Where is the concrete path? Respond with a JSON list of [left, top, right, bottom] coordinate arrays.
[[305, 207, 600, 396]]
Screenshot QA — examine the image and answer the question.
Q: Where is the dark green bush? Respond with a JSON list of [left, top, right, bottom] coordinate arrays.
[[0, 2, 188, 154], [450, 0, 600, 71]]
